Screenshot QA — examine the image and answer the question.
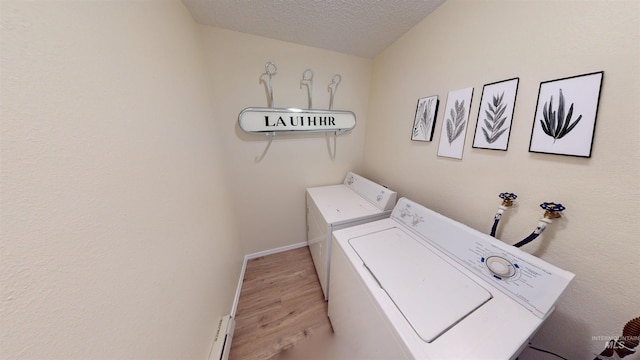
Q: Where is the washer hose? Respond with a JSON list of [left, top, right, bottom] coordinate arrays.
[[513, 203, 565, 248], [490, 192, 517, 237]]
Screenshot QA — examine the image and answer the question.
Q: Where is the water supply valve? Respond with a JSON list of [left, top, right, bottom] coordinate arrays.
[[495, 192, 517, 220], [491, 192, 518, 237], [499, 192, 518, 207], [540, 202, 565, 219], [491, 195, 567, 248]]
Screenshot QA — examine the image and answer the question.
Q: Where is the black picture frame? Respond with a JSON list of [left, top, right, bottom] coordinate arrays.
[[529, 71, 604, 157], [472, 78, 519, 151], [411, 95, 439, 142]]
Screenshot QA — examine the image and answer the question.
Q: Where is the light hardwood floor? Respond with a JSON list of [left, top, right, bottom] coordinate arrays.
[[229, 247, 333, 360]]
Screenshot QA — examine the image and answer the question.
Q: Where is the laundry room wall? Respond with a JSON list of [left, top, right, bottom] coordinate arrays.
[[197, 27, 372, 255], [1, 1, 242, 359], [362, 0, 639, 359]]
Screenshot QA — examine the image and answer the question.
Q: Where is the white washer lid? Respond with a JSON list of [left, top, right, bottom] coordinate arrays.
[[349, 227, 492, 343]]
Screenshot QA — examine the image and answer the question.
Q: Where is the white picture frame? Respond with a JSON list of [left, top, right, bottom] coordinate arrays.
[[437, 87, 474, 159]]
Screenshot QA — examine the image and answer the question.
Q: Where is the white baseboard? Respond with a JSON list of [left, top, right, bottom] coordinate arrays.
[[245, 241, 309, 260], [230, 241, 308, 318], [230, 259, 246, 318]]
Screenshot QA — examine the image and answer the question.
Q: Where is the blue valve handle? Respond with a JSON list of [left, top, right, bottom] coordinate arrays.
[[499, 192, 517, 207], [540, 202, 565, 212], [540, 202, 565, 219], [499, 192, 518, 201]]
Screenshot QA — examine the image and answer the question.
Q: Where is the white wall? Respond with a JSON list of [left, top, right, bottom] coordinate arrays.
[[0, 1, 243, 359], [364, 0, 639, 358], [198, 27, 373, 254]]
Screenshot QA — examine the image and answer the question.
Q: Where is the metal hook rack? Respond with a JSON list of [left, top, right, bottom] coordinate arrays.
[[242, 62, 355, 133], [240, 62, 356, 161]]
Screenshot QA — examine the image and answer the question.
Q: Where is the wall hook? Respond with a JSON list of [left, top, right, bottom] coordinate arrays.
[[259, 62, 278, 108], [328, 74, 341, 110], [300, 69, 314, 109]]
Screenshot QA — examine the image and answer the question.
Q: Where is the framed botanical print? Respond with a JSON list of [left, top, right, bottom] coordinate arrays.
[[437, 87, 474, 159], [529, 71, 604, 157], [472, 78, 519, 151], [411, 95, 439, 141]]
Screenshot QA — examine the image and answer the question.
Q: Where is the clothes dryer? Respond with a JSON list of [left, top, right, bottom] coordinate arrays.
[[328, 197, 574, 359], [306, 172, 397, 300]]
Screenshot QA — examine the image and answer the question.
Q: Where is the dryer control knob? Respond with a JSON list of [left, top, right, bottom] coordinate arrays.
[[376, 194, 383, 202]]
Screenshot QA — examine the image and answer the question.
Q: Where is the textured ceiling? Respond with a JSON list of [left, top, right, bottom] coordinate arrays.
[[182, 0, 446, 58]]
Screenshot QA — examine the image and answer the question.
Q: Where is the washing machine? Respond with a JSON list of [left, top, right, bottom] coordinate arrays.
[[306, 171, 397, 300], [328, 197, 575, 359]]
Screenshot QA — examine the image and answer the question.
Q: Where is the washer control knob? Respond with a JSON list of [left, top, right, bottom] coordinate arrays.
[[376, 194, 383, 202], [399, 209, 408, 218], [412, 215, 420, 225], [485, 256, 516, 278]]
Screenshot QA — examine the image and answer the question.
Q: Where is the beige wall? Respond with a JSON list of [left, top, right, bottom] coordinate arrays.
[[364, 0, 639, 358], [0, 1, 243, 358], [2, 0, 639, 359], [198, 27, 372, 254]]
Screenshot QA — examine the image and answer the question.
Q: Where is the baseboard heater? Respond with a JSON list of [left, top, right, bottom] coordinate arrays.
[[209, 315, 235, 360]]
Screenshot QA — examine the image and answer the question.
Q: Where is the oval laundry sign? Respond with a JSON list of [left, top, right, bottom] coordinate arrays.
[[238, 107, 356, 133]]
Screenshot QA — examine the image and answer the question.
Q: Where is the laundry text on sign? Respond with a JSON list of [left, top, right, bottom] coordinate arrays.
[[264, 116, 336, 127], [238, 107, 356, 133]]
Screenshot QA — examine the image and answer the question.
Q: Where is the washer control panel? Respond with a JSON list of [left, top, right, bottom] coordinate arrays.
[[391, 198, 574, 318]]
